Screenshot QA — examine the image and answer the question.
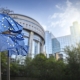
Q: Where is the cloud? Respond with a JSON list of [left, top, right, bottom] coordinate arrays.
[[49, 0, 80, 37], [66, 0, 72, 7], [51, 13, 59, 18], [55, 4, 63, 10], [76, 2, 80, 5], [42, 24, 47, 31]]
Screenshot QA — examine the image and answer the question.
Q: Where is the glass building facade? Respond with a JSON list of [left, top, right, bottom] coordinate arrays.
[[70, 21, 80, 45], [57, 35, 72, 52], [52, 38, 60, 54], [57, 21, 80, 53], [56, 22, 80, 59], [45, 22, 80, 59], [45, 31, 54, 57]]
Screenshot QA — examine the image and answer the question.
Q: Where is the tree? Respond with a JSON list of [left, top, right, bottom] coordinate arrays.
[[64, 44, 80, 80], [44, 55, 65, 80], [25, 56, 32, 66], [25, 53, 47, 79], [1, 51, 7, 75], [25, 53, 65, 80], [10, 61, 20, 76], [0, 7, 14, 14]]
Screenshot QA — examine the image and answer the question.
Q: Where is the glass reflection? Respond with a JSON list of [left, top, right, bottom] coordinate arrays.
[[24, 37, 29, 45]]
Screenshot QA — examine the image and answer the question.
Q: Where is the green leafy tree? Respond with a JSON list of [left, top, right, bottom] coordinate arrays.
[[25, 54, 65, 80], [1, 51, 7, 75], [25, 53, 47, 79], [45, 56, 65, 80], [64, 44, 80, 80], [10, 61, 20, 76]]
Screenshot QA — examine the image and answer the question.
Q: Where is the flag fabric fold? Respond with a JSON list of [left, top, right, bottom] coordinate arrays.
[[0, 34, 16, 51], [0, 13, 29, 56], [8, 45, 29, 56], [0, 13, 23, 33]]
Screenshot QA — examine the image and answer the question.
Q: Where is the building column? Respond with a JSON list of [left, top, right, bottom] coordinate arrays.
[[41, 40, 44, 53], [28, 32, 34, 57], [38, 42, 40, 54]]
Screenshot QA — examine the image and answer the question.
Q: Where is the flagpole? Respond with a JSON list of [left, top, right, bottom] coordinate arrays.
[[7, 51, 10, 80], [0, 52, 1, 80]]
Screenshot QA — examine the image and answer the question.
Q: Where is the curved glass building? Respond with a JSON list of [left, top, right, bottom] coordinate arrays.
[[9, 14, 45, 58]]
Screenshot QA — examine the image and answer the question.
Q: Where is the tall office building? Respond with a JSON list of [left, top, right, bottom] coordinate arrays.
[[52, 38, 60, 54], [45, 21, 80, 59], [55, 21, 80, 59], [70, 21, 80, 45], [57, 35, 72, 52], [45, 31, 54, 57]]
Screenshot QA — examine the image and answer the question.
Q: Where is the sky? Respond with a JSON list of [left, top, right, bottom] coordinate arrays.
[[0, 0, 80, 37]]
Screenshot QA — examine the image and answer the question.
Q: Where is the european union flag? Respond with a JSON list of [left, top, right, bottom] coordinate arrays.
[[0, 13, 23, 33], [8, 34, 29, 56], [0, 13, 28, 56], [8, 45, 29, 57], [0, 14, 10, 33], [0, 34, 16, 51]]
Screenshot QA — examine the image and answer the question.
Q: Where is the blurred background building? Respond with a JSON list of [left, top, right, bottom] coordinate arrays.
[[9, 14, 45, 58], [56, 22, 80, 59], [52, 38, 60, 54], [45, 31, 54, 58], [45, 21, 80, 60]]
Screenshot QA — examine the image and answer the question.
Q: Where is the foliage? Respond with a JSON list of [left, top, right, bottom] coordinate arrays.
[[64, 44, 80, 80], [25, 53, 65, 80], [1, 51, 7, 75]]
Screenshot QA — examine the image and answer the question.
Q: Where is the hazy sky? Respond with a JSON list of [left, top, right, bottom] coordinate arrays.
[[0, 0, 80, 37]]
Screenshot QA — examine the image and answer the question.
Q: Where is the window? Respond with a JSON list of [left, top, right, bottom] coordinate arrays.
[[24, 37, 29, 45]]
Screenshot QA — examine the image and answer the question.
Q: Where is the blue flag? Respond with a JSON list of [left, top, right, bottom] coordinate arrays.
[[8, 45, 29, 56], [0, 13, 28, 56], [0, 34, 16, 51], [8, 34, 29, 56], [0, 13, 23, 33]]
